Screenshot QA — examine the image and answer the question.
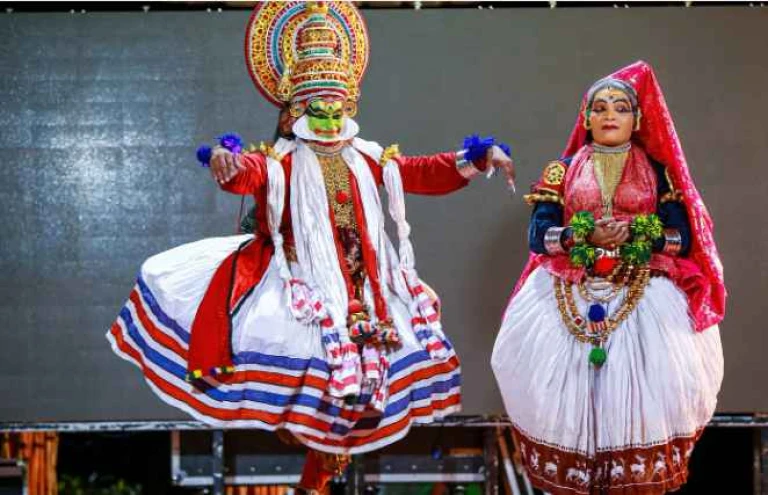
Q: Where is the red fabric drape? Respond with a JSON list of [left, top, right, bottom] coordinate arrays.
[[1, 432, 58, 495]]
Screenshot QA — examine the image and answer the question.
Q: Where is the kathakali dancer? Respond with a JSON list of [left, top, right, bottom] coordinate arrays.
[[491, 61, 725, 494], [106, 2, 513, 493]]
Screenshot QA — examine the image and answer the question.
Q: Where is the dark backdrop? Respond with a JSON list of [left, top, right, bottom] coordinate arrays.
[[1, 6, 766, 421]]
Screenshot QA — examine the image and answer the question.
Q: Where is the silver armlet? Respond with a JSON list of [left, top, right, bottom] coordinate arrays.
[[544, 226, 567, 255], [455, 149, 482, 179], [662, 228, 683, 256]]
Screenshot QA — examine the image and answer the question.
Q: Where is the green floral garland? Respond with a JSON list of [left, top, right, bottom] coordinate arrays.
[[568, 211, 596, 268], [568, 212, 663, 268], [620, 213, 663, 265], [570, 211, 596, 240]]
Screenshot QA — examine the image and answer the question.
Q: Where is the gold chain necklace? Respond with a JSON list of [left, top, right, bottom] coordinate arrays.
[[592, 150, 629, 217], [317, 153, 357, 229]]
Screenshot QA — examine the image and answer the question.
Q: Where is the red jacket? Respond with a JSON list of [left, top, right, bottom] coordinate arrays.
[[187, 148, 471, 380]]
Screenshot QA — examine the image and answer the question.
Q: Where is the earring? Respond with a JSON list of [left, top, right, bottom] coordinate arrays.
[[343, 100, 358, 118], [289, 101, 306, 118], [634, 108, 642, 131], [582, 109, 591, 130]]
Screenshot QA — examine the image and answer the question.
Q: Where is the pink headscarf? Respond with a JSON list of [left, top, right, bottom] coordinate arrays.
[[513, 61, 726, 331]]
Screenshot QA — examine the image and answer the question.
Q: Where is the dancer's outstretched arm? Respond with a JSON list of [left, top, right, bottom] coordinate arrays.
[[209, 148, 268, 195]]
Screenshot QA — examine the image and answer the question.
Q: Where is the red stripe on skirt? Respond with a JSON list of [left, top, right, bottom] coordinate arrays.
[[111, 320, 459, 435], [114, 314, 369, 424], [125, 298, 329, 392], [109, 325, 334, 432], [129, 291, 188, 359], [224, 370, 327, 391], [388, 355, 460, 396], [301, 394, 461, 448]]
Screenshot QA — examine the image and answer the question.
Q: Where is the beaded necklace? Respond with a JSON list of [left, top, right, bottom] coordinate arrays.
[[554, 263, 650, 367]]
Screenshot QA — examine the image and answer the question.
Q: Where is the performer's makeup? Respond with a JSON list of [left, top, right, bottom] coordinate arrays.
[[306, 98, 345, 138], [588, 87, 634, 147]]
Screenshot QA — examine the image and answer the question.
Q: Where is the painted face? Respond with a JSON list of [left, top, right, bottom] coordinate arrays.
[[588, 87, 635, 147], [306, 98, 344, 139]]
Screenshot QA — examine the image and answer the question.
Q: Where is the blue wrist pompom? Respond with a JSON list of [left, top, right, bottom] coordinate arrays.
[[463, 134, 495, 162], [196, 144, 213, 168], [218, 132, 243, 154], [499, 142, 512, 158], [196, 132, 243, 168]]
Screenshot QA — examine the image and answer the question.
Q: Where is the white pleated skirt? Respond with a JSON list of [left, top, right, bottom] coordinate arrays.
[[491, 267, 723, 494], [108, 235, 461, 454]]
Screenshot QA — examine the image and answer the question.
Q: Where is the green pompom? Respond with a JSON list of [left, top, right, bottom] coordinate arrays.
[[646, 214, 664, 239], [621, 240, 652, 265], [589, 347, 607, 367], [631, 214, 649, 238], [570, 211, 596, 239], [570, 245, 596, 267], [631, 214, 664, 240]]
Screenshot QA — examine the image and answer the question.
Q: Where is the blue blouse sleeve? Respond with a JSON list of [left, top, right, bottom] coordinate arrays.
[[526, 157, 572, 254], [650, 160, 691, 256], [529, 202, 564, 254]]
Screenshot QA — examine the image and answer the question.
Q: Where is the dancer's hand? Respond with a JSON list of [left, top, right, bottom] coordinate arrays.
[[210, 147, 244, 184], [487, 145, 516, 194], [589, 218, 630, 249]]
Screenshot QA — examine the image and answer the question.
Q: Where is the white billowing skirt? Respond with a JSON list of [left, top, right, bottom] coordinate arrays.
[[491, 267, 723, 494], [107, 235, 461, 454]]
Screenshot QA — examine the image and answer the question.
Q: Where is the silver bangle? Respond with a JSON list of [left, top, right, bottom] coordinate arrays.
[[662, 228, 683, 256], [455, 149, 482, 179], [544, 226, 567, 255]]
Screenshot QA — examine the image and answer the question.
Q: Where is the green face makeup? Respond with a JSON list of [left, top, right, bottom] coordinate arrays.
[[306, 99, 344, 138]]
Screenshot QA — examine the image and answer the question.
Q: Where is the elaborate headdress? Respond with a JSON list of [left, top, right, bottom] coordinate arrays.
[[245, 1, 369, 117]]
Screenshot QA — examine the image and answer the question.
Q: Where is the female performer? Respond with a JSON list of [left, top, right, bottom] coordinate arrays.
[[492, 61, 724, 494]]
